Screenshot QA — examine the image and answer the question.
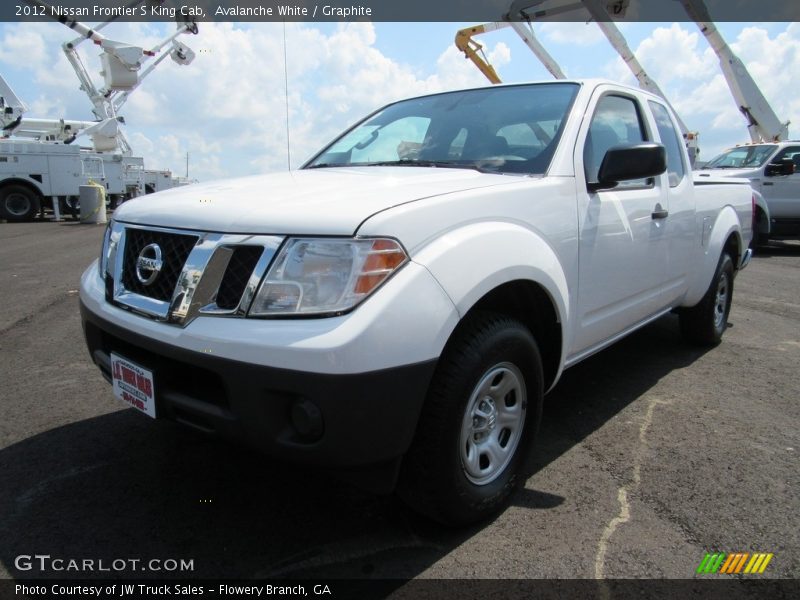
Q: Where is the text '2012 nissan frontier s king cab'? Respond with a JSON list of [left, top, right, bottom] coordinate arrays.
[[80, 80, 754, 525]]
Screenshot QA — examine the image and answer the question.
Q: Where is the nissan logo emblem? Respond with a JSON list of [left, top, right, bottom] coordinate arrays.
[[136, 243, 163, 286]]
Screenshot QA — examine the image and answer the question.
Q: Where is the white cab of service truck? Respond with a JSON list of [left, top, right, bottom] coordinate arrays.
[[80, 80, 753, 525]]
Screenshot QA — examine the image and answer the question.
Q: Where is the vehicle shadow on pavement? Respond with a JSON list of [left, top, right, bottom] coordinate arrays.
[[533, 313, 710, 472], [0, 315, 711, 581], [751, 240, 800, 258]]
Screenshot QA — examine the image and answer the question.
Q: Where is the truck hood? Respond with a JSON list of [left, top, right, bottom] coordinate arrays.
[[114, 167, 518, 235], [695, 168, 758, 179]]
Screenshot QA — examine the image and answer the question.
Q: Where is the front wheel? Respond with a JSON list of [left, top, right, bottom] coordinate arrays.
[[679, 252, 734, 346], [397, 311, 543, 525]]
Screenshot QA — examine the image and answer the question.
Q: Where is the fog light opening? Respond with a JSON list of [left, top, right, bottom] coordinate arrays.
[[290, 399, 324, 442]]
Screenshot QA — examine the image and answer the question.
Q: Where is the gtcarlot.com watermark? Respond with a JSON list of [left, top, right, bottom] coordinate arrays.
[[14, 554, 194, 573]]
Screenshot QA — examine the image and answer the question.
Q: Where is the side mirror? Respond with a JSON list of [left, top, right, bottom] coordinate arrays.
[[589, 143, 667, 192], [765, 158, 795, 177]]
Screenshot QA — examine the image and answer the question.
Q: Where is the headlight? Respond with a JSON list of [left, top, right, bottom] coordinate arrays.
[[249, 237, 408, 317], [99, 220, 121, 281]]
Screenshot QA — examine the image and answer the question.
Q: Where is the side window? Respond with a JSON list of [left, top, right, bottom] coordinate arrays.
[[771, 146, 800, 173], [584, 94, 649, 188], [649, 101, 686, 187]]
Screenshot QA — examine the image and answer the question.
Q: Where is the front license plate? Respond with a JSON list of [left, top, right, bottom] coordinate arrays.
[[110, 353, 156, 418]]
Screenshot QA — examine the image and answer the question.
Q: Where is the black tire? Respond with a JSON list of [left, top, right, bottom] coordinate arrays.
[[397, 311, 543, 526], [679, 253, 734, 346], [750, 208, 769, 249], [64, 196, 80, 220], [0, 184, 40, 222]]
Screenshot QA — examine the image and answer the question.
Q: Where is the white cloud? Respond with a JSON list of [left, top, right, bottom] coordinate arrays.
[[0, 28, 48, 67], [539, 22, 607, 47], [2, 21, 513, 178], [19, 20, 797, 175]]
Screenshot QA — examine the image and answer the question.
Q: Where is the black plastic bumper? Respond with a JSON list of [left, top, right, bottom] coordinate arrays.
[[80, 302, 437, 473]]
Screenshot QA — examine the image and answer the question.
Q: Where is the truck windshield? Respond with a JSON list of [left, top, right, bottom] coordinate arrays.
[[704, 145, 777, 169], [304, 83, 580, 176]]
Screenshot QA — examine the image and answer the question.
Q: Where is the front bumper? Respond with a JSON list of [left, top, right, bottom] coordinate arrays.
[[81, 303, 437, 470]]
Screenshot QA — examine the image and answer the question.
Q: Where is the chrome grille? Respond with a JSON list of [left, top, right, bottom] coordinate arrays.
[[106, 222, 282, 326], [215, 246, 264, 310], [120, 228, 198, 302]]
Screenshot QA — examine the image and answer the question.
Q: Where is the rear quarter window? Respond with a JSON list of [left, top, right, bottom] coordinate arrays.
[[648, 101, 686, 187]]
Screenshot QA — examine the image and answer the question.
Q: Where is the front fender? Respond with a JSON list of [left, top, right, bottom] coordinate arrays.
[[412, 221, 570, 364]]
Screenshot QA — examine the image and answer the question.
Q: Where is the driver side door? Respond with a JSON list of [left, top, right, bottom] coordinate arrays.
[[571, 92, 669, 356]]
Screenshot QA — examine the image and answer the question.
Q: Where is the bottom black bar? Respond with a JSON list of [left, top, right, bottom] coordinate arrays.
[[2, 579, 799, 600]]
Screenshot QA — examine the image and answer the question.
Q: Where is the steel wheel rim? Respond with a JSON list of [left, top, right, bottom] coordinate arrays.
[[713, 273, 729, 330], [460, 362, 526, 486], [5, 192, 31, 217]]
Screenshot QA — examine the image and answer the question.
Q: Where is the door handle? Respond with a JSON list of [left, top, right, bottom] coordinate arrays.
[[763, 182, 774, 186], [652, 208, 669, 219]]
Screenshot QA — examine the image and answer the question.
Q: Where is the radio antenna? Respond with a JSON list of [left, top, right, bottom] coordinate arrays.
[[283, 21, 291, 170]]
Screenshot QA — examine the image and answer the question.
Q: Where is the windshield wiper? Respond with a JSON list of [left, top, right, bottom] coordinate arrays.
[[364, 159, 493, 173], [306, 162, 354, 169]]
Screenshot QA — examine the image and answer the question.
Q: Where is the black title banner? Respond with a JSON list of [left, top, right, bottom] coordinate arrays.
[[3, 0, 799, 23]]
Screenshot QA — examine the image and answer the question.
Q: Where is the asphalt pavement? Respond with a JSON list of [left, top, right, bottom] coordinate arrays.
[[0, 219, 798, 588]]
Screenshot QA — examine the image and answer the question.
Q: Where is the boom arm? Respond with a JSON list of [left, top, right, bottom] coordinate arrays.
[[678, 0, 789, 142], [581, 0, 698, 161], [455, 24, 504, 84], [456, 1, 700, 163], [21, 0, 198, 153], [455, 3, 575, 83], [0, 74, 28, 122]]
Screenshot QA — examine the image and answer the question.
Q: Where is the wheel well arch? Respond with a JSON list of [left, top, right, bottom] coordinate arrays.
[[0, 178, 44, 199], [754, 204, 767, 223], [460, 279, 562, 391], [724, 232, 741, 269]]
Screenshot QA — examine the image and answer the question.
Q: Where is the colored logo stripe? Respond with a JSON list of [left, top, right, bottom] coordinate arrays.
[[721, 553, 748, 574], [697, 553, 726, 573], [745, 553, 774, 574], [696, 552, 774, 574]]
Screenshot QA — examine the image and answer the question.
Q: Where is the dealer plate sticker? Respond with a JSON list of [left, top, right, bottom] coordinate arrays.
[[110, 353, 156, 418]]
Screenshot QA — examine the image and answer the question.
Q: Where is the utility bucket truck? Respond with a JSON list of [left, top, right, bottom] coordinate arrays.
[[678, 0, 796, 243], [0, 0, 198, 222]]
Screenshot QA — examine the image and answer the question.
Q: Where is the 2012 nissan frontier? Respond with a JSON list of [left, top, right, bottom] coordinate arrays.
[[80, 80, 754, 524]]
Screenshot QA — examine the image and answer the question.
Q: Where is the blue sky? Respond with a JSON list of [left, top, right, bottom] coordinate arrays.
[[0, 20, 797, 180]]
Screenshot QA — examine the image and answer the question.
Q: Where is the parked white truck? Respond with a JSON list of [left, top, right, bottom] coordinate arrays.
[[80, 80, 753, 524], [698, 141, 800, 244]]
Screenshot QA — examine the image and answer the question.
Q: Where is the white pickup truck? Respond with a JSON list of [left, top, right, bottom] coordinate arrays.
[[697, 141, 800, 244], [80, 80, 753, 525]]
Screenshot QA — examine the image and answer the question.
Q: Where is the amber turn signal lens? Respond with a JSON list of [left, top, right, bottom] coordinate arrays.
[[354, 239, 407, 295]]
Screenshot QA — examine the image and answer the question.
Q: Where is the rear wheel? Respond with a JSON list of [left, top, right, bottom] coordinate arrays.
[[0, 184, 40, 222], [398, 311, 543, 525], [679, 252, 734, 346]]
